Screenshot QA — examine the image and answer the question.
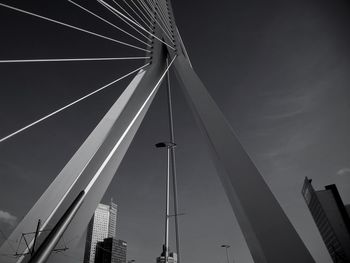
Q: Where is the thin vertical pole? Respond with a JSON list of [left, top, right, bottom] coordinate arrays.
[[166, 58, 181, 263], [165, 147, 170, 263], [31, 219, 41, 255], [225, 247, 230, 263]]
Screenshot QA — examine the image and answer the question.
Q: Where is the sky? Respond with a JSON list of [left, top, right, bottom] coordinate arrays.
[[1, 0, 350, 263]]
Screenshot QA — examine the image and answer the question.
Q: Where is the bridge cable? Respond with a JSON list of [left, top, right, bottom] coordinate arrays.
[[0, 56, 150, 64], [67, 0, 151, 47], [138, 0, 174, 44], [131, 0, 154, 25], [83, 55, 177, 195], [97, 0, 175, 50], [0, 2, 150, 53], [98, 0, 153, 42], [0, 63, 150, 144], [144, 0, 174, 42], [146, 0, 173, 40], [119, 0, 153, 30], [111, 0, 149, 31]]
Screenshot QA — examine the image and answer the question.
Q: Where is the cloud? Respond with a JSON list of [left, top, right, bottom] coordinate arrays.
[[337, 168, 350, 176], [263, 107, 305, 120], [0, 210, 17, 227]]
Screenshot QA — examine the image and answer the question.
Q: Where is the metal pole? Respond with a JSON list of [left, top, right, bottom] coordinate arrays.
[[31, 219, 41, 255], [165, 147, 170, 263], [221, 245, 231, 263], [225, 247, 230, 263], [166, 58, 181, 263]]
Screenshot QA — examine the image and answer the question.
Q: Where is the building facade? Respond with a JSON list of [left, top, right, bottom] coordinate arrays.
[[84, 200, 118, 263], [95, 238, 127, 263], [302, 177, 350, 262]]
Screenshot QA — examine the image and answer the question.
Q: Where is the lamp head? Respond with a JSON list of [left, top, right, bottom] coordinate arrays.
[[155, 142, 176, 148]]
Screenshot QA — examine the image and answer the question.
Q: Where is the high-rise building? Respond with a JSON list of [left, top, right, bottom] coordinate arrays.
[[84, 200, 118, 263], [156, 246, 177, 263], [302, 177, 350, 262], [95, 238, 127, 263]]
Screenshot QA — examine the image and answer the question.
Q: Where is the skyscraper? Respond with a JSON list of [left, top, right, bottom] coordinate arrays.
[[84, 200, 118, 263], [95, 238, 127, 263], [302, 177, 350, 262]]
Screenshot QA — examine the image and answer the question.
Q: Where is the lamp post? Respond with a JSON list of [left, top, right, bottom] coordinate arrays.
[[165, 59, 181, 263], [221, 245, 231, 263], [156, 141, 176, 263]]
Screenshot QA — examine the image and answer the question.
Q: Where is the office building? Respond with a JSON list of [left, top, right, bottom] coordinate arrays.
[[302, 177, 350, 262], [84, 200, 118, 263], [95, 238, 127, 263]]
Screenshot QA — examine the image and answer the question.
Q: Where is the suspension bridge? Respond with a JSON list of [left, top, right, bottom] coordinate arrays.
[[0, 0, 316, 262]]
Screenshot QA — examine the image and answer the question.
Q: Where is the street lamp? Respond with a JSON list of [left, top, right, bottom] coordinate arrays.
[[156, 141, 176, 263], [221, 245, 231, 263]]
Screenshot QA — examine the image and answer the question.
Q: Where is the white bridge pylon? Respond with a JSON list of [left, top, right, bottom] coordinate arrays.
[[0, 0, 315, 262]]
